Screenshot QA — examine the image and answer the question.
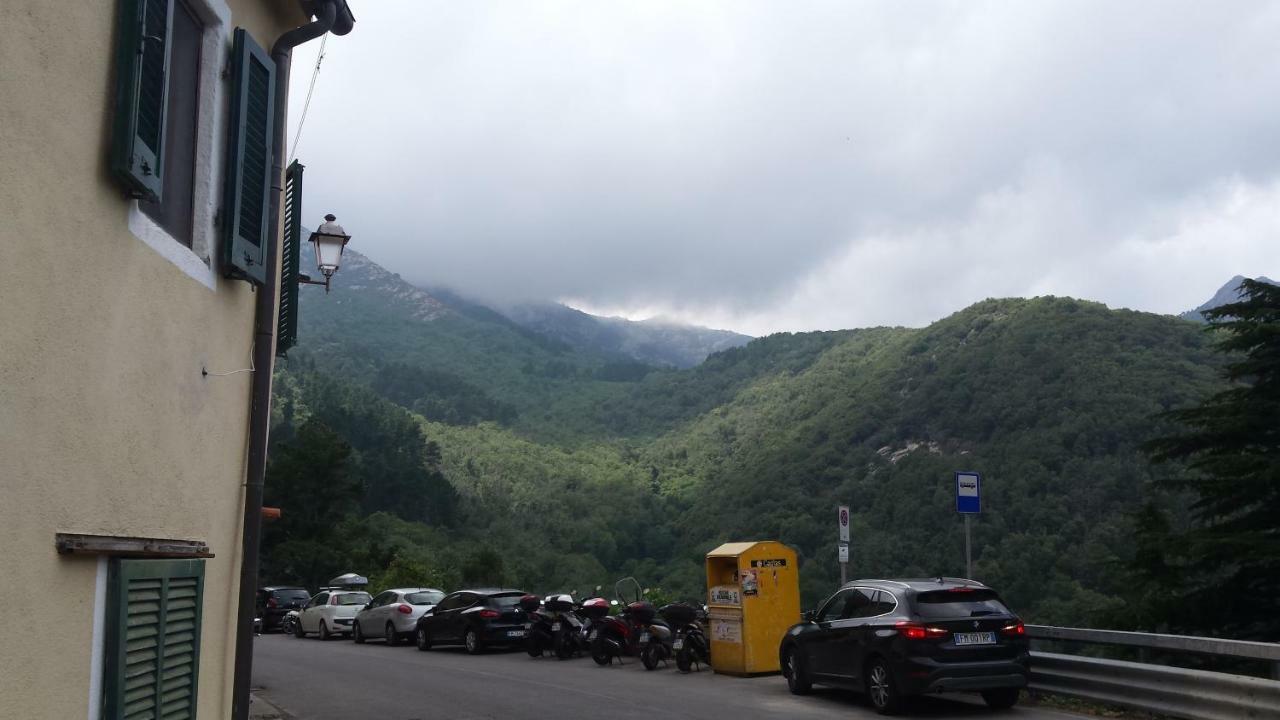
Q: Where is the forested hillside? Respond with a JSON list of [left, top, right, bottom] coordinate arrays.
[[266, 253, 1229, 626]]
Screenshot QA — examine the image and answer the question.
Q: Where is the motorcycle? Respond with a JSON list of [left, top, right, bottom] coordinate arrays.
[[589, 578, 669, 666], [576, 597, 611, 654], [280, 610, 300, 637], [523, 594, 587, 659], [639, 616, 674, 670], [661, 602, 711, 672]]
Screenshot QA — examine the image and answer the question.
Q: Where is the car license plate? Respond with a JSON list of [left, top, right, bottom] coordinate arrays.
[[640, 632, 650, 643], [673, 638, 684, 650], [551, 622, 561, 631], [507, 630, 525, 638], [953, 632, 996, 646]]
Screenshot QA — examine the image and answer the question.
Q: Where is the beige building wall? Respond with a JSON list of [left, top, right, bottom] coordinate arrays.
[[0, 1, 305, 718]]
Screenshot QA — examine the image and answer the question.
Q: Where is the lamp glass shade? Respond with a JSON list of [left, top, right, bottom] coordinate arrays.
[[311, 233, 349, 277]]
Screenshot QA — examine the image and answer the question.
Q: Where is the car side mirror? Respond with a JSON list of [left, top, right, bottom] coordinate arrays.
[[363, 602, 372, 610], [803, 610, 816, 623]]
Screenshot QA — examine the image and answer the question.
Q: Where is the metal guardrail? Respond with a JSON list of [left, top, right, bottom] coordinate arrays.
[[1026, 625, 1280, 720]]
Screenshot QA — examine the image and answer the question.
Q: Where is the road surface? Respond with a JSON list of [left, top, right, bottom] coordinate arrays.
[[253, 632, 1084, 720]]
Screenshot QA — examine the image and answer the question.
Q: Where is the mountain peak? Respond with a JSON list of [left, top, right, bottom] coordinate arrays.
[[1180, 275, 1277, 322]]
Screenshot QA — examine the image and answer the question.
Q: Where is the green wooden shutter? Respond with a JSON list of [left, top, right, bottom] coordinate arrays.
[[103, 558, 205, 720], [277, 160, 305, 356], [222, 27, 276, 285], [110, 0, 175, 202]]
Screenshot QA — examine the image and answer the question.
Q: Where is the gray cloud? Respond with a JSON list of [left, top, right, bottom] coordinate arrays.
[[290, 0, 1280, 334]]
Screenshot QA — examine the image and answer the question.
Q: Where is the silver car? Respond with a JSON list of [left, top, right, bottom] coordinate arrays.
[[353, 588, 446, 645]]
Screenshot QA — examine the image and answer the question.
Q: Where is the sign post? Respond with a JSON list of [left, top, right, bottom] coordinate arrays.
[[955, 472, 981, 579], [838, 505, 850, 584]]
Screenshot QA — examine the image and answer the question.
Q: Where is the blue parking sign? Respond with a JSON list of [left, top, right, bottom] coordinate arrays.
[[956, 472, 981, 514]]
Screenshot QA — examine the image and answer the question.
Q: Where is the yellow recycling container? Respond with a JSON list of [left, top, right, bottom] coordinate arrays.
[[705, 540, 800, 676]]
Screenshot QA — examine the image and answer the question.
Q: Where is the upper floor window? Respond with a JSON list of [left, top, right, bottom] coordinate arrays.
[[109, 0, 276, 288], [139, 0, 203, 247]]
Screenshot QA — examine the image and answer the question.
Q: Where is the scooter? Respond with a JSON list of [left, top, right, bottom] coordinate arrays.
[[661, 602, 711, 672], [523, 594, 587, 659], [589, 578, 669, 666], [639, 617, 674, 670]]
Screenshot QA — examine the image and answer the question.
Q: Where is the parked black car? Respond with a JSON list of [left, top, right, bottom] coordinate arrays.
[[779, 578, 1029, 714], [256, 586, 310, 632], [414, 589, 529, 654]]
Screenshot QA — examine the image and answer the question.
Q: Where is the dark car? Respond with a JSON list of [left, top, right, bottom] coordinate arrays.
[[256, 586, 311, 631], [779, 578, 1029, 715], [414, 589, 529, 654]]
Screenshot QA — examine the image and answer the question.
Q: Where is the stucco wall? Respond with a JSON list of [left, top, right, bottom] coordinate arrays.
[[0, 1, 305, 718]]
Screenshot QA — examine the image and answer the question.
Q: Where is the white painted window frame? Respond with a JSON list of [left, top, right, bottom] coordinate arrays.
[[126, 0, 234, 292]]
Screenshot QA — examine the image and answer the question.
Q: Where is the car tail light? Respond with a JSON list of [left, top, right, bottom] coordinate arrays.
[[479, 609, 500, 619], [267, 597, 277, 608], [1002, 621, 1026, 637], [895, 622, 948, 640], [397, 604, 412, 615]]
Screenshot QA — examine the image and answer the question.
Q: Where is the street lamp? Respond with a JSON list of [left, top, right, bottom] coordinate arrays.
[[300, 213, 351, 292]]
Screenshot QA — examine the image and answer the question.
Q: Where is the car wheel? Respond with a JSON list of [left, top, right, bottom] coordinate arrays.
[[318, 621, 331, 641], [353, 622, 366, 644], [385, 623, 400, 647], [415, 626, 432, 652], [464, 628, 482, 655], [866, 658, 902, 715], [981, 688, 1020, 709], [293, 619, 305, 639], [783, 646, 812, 695]]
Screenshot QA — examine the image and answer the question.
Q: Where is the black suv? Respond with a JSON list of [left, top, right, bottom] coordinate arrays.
[[256, 586, 310, 631], [414, 589, 529, 654], [779, 578, 1029, 714]]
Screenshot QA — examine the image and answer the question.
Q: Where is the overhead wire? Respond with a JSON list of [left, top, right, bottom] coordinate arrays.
[[289, 33, 328, 164]]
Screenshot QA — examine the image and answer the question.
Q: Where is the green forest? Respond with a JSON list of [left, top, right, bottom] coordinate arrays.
[[259, 253, 1272, 637]]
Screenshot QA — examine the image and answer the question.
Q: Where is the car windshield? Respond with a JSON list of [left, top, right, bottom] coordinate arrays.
[[490, 593, 526, 607], [333, 592, 371, 606], [405, 590, 444, 606], [913, 589, 1011, 619]]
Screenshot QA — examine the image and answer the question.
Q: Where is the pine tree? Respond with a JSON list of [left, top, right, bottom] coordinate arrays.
[[1145, 279, 1280, 638]]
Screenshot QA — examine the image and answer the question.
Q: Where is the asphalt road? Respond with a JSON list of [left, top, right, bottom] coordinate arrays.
[[253, 632, 1084, 720]]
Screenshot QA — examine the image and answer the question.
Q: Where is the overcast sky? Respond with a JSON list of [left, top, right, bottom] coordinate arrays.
[[289, 0, 1280, 336]]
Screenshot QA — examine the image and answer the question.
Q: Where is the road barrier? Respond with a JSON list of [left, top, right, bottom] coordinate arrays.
[[1026, 625, 1280, 720]]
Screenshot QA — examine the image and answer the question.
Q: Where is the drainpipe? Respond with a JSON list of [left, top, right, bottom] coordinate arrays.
[[230, 3, 351, 719]]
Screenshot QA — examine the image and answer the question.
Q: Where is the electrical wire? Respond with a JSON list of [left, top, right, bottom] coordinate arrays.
[[203, 343, 256, 378], [289, 33, 328, 164]]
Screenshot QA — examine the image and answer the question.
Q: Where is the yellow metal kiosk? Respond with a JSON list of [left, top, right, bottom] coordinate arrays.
[[705, 541, 800, 676]]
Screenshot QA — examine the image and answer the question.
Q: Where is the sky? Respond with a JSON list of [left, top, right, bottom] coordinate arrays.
[[288, 0, 1280, 336]]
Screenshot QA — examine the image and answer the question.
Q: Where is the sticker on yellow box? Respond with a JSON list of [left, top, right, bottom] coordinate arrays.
[[712, 619, 742, 643], [709, 585, 741, 605], [741, 569, 758, 596]]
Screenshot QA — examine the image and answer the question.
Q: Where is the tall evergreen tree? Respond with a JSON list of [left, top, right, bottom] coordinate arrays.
[[1144, 279, 1280, 638]]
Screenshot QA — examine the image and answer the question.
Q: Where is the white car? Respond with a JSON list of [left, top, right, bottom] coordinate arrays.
[[353, 588, 446, 645], [294, 589, 373, 640]]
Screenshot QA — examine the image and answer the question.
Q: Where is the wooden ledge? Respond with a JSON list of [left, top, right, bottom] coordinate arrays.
[[55, 533, 214, 558]]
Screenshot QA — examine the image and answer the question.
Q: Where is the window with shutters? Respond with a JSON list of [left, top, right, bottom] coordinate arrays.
[[139, 0, 203, 247], [112, 0, 269, 290], [102, 558, 205, 720]]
